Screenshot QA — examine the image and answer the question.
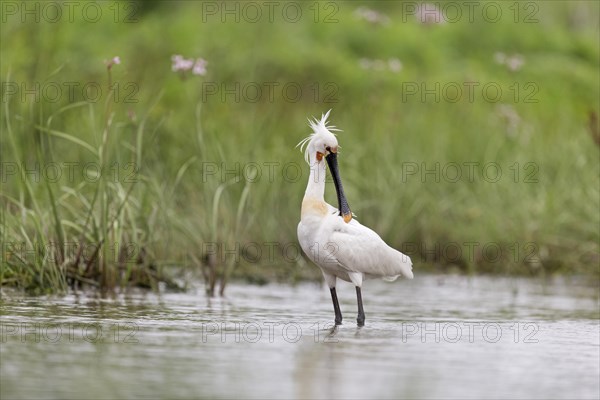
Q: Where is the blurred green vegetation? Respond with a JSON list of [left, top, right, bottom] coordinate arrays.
[[1, 0, 599, 293]]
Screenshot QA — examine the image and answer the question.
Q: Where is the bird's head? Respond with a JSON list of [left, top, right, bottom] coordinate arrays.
[[297, 109, 340, 164], [297, 110, 352, 223]]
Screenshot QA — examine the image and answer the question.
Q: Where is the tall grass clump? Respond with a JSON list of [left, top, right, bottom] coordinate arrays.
[[1, 60, 186, 294], [1, 1, 599, 294]]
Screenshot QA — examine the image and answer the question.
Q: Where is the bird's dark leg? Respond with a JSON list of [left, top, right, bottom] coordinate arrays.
[[330, 287, 343, 325], [356, 286, 365, 327]]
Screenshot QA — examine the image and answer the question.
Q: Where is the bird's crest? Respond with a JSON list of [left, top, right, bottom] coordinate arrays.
[[296, 109, 341, 163]]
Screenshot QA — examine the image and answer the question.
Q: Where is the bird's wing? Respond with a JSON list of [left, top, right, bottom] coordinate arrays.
[[326, 219, 413, 279]]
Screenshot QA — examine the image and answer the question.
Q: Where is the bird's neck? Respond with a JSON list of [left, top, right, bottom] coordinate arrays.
[[303, 155, 326, 201]]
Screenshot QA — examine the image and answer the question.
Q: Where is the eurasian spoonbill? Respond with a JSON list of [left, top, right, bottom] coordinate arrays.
[[297, 110, 413, 327]]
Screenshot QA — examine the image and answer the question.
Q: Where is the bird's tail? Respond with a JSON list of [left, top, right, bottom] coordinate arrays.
[[383, 250, 413, 281]]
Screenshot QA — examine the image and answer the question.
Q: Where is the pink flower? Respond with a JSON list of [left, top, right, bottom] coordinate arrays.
[[358, 58, 403, 73], [388, 58, 403, 73], [494, 52, 525, 72], [506, 55, 525, 71], [172, 55, 193, 72], [172, 55, 208, 76], [359, 58, 372, 70], [354, 7, 390, 25], [192, 58, 207, 76], [494, 52, 506, 64], [105, 56, 121, 69]]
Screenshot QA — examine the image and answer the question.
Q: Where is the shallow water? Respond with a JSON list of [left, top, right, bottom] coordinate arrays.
[[1, 275, 599, 399]]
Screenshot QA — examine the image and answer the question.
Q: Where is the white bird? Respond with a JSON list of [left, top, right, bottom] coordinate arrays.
[[297, 110, 413, 327]]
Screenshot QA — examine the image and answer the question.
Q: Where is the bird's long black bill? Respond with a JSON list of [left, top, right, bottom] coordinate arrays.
[[325, 152, 352, 223]]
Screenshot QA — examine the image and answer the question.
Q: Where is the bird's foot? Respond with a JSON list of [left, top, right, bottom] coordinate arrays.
[[357, 316, 365, 327], [328, 325, 339, 336]]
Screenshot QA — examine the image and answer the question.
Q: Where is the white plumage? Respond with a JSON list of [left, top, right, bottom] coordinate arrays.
[[297, 110, 413, 326]]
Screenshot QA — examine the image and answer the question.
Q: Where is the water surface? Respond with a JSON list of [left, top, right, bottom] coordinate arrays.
[[1, 275, 598, 399]]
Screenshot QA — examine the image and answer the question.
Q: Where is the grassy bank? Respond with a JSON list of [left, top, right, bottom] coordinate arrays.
[[1, 1, 599, 294]]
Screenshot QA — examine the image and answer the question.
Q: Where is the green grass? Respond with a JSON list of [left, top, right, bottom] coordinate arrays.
[[1, 0, 599, 294]]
